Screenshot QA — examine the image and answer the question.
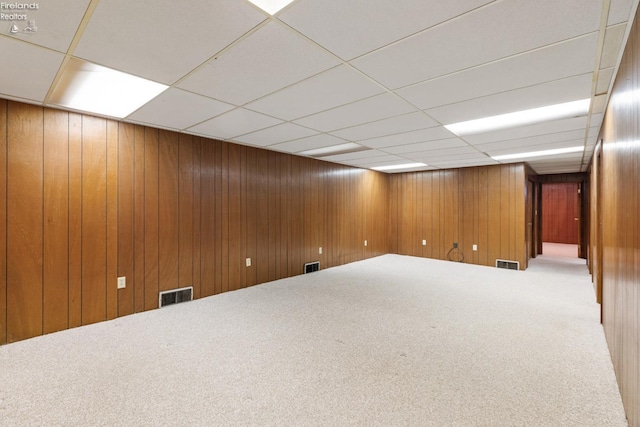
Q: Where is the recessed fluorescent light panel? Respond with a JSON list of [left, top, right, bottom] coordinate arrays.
[[298, 142, 367, 157], [247, 0, 295, 14], [445, 99, 591, 136], [371, 163, 427, 171], [49, 57, 168, 119], [491, 146, 584, 161]]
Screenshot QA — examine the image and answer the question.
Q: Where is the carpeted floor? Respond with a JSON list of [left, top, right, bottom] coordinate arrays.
[[542, 242, 579, 258], [0, 255, 627, 426]]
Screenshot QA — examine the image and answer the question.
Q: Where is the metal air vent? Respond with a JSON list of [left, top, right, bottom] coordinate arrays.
[[159, 286, 193, 308]]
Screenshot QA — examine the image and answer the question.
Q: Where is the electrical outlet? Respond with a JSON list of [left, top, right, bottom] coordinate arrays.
[[422, 239, 426, 246], [453, 242, 458, 248], [364, 240, 368, 247], [473, 244, 478, 251], [117, 276, 126, 289], [319, 247, 322, 254], [245, 258, 251, 267]]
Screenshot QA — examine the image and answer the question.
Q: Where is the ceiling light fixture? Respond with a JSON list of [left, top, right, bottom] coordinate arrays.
[[246, 0, 295, 15], [298, 142, 368, 157], [48, 57, 168, 119], [444, 99, 591, 136], [491, 146, 584, 161], [371, 162, 427, 171]]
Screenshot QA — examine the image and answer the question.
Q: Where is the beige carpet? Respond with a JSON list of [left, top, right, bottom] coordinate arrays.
[[0, 255, 627, 426]]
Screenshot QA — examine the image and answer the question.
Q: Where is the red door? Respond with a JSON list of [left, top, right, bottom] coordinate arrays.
[[542, 183, 579, 244]]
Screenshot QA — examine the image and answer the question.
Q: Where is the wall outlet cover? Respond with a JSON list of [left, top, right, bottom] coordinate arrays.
[[245, 258, 251, 267], [117, 276, 126, 289]]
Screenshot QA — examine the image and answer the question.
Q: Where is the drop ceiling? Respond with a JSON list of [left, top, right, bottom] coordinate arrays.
[[1, 0, 637, 174]]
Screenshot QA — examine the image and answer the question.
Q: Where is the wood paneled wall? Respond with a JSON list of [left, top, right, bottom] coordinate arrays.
[[0, 100, 388, 344], [591, 5, 640, 425], [541, 183, 579, 244], [388, 164, 527, 270]]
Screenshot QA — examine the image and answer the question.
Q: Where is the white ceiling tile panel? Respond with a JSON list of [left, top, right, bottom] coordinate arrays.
[[187, 108, 282, 140], [244, 65, 383, 120], [351, 0, 603, 89], [359, 127, 457, 149], [177, 22, 339, 105], [233, 123, 318, 146], [592, 94, 608, 113], [429, 158, 499, 168], [405, 146, 479, 159], [397, 33, 599, 110], [74, 0, 266, 84], [463, 116, 589, 145], [294, 93, 417, 132], [600, 23, 628, 69], [418, 153, 489, 164], [346, 155, 409, 166], [591, 113, 604, 127], [381, 138, 469, 154], [608, 0, 635, 25], [127, 89, 234, 130], [596, 67, 615, 94], [320, 149, 393, 162], [0, 38, 64, 102], [279, 0, 494, 61], [268, 134, 348, 153], [330, 112, 439, 141], [426, 73, 593, 124], [4, 0, 92, 52], [473, 130, 586, 152]]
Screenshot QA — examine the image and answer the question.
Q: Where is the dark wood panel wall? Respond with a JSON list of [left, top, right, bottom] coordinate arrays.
[[590, 5, 640, 425], [0, 100, 388, 344], [388, 164, 527, 270]]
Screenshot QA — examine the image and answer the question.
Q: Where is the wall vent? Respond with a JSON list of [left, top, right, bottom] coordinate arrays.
[[304, 261, 320, 274], [159, 286, 193, 308], [496, 259, 520, 270]]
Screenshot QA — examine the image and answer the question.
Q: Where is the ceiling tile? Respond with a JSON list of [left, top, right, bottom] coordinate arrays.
[[320, 149, 393, 162], [351, 0, 602, 89], [178, 22, 339, 105], [397, 33, 599, 110], [0, 38, 64, 102], [359, 126, 456, 149], [608, 0, 635, 25], [127, 88, 234, 130], [600, 23, 627, 68], [346, 154, 408, 166], [233, 123, 318, 146], [596, 67, 615, 94], [268, 134, 348, 153], [294, 93, 416, 132], [381, 137, 469, 154], [280, 0, 493, 60], [4, 0, 91, 52], [426, 73, 593, 124], [407, 146, 479, 160], [330, 112, 439, 141], [485, 139, 585, 157], [187, 108, 282, 140], [463, 116, 588, 145], [244, 65, 383, 120], [429, 158, 499, 168], [74, 0, 266, 84]]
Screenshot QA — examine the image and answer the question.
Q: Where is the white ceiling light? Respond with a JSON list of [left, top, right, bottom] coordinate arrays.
[[491, 146, 584, 161], [246, 0, 295, 15], [445, 99, 591, 136], [371, 162, 427, 171], [49, 57, 168, 119], [298, 142, 367, 157]]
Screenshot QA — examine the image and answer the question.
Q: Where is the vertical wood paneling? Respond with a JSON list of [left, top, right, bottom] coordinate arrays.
[[227, 143, 241, 291], [158, 130, 179, 292], [68, 114, 82, 328], [192, 138, 201, 300], [220, 141, 229, 294], [200, 140, 215, 298], [594, 7, 640, 424], [178, 134, 193, 290], [43, 110, 69, 334], [117, 123, 135, 316], [256, 150, 270, 285], [81, 116, 107, 326], [7, 102, 44, 342], [106, 121, 118, 320], [0, 100, 6, 345], [244, 147, 257, 287], [144, 128, 159, 310], [133, 126, 145, 313]]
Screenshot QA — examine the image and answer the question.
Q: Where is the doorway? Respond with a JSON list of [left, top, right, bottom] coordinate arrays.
[[541, 182, 580, 258]]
